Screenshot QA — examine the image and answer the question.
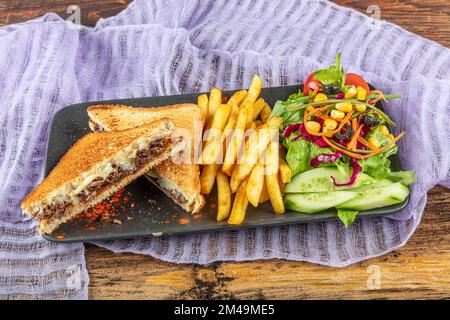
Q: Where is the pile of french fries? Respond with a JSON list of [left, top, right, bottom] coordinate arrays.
[[198, 75, 292, 224]]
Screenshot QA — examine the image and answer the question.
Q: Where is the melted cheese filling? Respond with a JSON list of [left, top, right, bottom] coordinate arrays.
[[30, 134, 166, 215]]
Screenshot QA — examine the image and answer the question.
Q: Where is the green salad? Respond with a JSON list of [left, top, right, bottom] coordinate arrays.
[[270, 54, 415, 227]]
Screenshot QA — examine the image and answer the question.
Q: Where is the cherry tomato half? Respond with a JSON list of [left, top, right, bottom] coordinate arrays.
[[345, 73, 370, 93], [303, 74, 322, 95]]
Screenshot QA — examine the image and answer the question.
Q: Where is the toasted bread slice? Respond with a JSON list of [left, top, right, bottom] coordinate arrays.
[[22, 118, 183, 234], [87, 104, 205, 213]]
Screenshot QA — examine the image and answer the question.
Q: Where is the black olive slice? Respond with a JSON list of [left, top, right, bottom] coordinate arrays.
[[333, 124, 354, 141], [362, 114, 380, 127]]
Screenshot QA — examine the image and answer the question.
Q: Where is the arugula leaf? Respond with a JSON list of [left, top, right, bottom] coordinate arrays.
[[359, 153, 391, 179], [283, 135, 348, 176], [335, 157, 351, 177], [284, 138, 312, 176], [270, 93, 309, 126], [313, 53, 346, 89], [271, 101, 304, 125], [358, 145, 397, 179], [337, 209, 359, 228]]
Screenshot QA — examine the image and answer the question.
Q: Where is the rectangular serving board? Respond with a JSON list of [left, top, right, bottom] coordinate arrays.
[[43, 85, 408, 242]]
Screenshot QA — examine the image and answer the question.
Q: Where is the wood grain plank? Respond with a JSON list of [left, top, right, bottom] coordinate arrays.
[[339, 1, 450, 47], [86, 186, 450, 300], [0, 0, 449, 47], [86, 249, 449, 300], [0, 0, 131, 26]]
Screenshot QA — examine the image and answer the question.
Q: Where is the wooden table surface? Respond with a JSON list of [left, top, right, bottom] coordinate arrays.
[[2, 0, 449, 300]]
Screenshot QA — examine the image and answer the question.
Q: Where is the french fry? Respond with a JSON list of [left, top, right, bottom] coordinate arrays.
[[278, 174, 285, 195], [252, 98, 266, 120], [259, 179, 269, 203], [206, 88, 222, 129], [264, 133, 280, 175], [279, 158, 292, 183], [229, 167, 240, 193], [265, 175, 284, 213], [228, 178, 249, 225], [246, 163, 264, 207], [240, 100, 254, 128], [200, 164, 219, 195], [260, 102, 272, 123], [229, 124, 258, 192], [240, 75, 263, 127], [247, 75, 263, 103], [216, 170, 231, 221], [202, 104, 232, 164], [230, 117, 282, 192], [222, 107, 248, 176], [197, 94, 209, 128], [227, 90, 247, 107], [222, 104, 239, 144], [265, 142, 285, 214]]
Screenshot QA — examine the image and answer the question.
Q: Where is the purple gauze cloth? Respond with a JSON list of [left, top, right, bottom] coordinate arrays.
[[1, 0, 449, 299]]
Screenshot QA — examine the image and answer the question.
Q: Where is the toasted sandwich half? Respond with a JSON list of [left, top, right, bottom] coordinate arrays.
[[87, 103, 205, 213], [22, 118, 182, 234]]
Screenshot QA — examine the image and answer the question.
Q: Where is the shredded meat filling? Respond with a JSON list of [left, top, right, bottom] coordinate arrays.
[[135, 138, 169, 169], [163, 188, 187, 206], [78, 166, 129, 203], [37, 200, 71, 219], [91, 122, 105, 132], [38, 138, 171, 220]]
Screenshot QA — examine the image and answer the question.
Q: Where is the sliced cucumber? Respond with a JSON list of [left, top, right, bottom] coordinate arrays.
[[285, 167, 373, 193], [337, 182, 410, 211], [387, 170, 416, 186], [284, 191, 358, 214], [350, 179, 393, 192]]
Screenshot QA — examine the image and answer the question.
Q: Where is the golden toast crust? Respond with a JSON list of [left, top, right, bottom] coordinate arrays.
[[37, 140, 184, 234], [87, 104, 204, 211]]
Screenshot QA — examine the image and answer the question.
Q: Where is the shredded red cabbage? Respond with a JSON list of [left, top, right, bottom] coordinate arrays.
[[283, 123, 301, 138], [292, 123, 313, 142], [336, 92, 344, 99], [357, 126, 370, 149], [310, 151, 343, 167], [361, 125, 371, 137], [314, 137, 328, 148], [331, 158, 361, 187], [292, 123, 325, 147], [356, 141, 367, 150]]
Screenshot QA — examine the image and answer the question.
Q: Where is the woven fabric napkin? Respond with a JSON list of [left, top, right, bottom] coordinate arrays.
[[1, 0, 449, 299]]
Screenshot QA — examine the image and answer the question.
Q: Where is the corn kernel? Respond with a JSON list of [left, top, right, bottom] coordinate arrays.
[[314, 93, 328, 102], [305, 121, 321, 133], [322, 127, 329, 133], [368, 136, 381, 148], [324, 118, 338, 130], [331, 109, 345, 120], [356, 86, 367, 100], [335, 102, 353, 113], [354, 103, 367, 112], [379, 125, 389, 135], [344, 86, 357, 99]]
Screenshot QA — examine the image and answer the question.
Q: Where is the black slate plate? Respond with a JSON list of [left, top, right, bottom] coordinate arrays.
[[43, 85, 408, 242]]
